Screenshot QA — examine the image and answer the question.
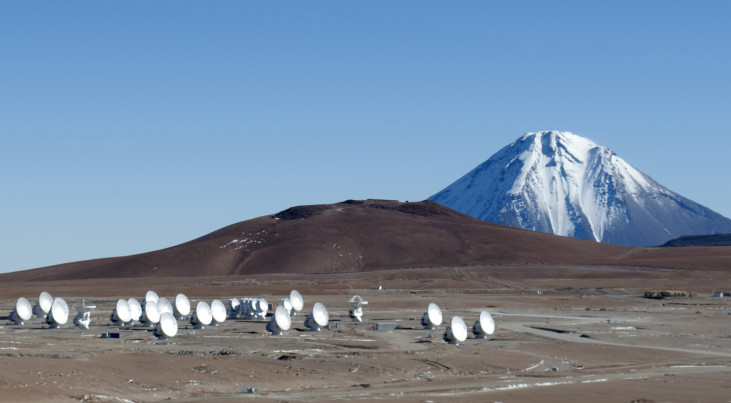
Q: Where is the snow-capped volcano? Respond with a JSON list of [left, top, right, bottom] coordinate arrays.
[[430, 131, 731, 246]]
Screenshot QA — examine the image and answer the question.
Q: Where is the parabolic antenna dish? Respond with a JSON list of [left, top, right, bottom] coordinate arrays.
[[48, 297, 69, 327], [267, 305, 292, 335], [422, 303, 442, 329], [227, 298, 241, 319], [474, 310, 495, 337], [280, 298, 293, 313], [157, 297, 174, 316], [275, 305, 292, 330], [113, 299, 132, 323], [10, 297, 33, 324], [35, 291, 54, 317], [191, 301, 212, 328], [446, 316, 468, 344], [289, 290, 304, 312], [145, 290, 159, 304], [173, 294, 191, 318], [210, 299, 227, 324], [155, 312, 178, 339], [427, 303, 442, 325], [127, 298, 142, 322], [257, 298, 268, 313], [142, 300, 161, 325], [311, 302, 329, 327]]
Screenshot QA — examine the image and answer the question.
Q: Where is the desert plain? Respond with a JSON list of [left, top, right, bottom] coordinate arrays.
[[2, 264, 731, 402]]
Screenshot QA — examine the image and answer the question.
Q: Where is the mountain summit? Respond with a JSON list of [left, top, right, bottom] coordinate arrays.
[[430, 131, 731, 246]]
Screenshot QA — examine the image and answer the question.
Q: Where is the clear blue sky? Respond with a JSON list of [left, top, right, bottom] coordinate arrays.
[[2, 1, 730, 273]]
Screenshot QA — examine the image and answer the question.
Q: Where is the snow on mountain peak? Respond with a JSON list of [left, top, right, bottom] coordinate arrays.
[[430, 131, 731, 246]]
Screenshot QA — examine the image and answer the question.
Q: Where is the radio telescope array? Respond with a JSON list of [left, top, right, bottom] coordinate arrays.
[[236, 298, 249, 319], [239, 298, 269, 320], [305, 302, 329, 331], [9, 297, 33, 325], [237, 298, 251, 319], [5, 287, 498, 347]]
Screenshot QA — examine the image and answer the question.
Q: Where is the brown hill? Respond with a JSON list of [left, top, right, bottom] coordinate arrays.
[[2, 199, 730, 282]]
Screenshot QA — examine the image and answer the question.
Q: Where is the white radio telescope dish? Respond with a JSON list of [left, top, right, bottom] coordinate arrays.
[[259, 298, 268, 311], [34, 291, 54, 318], [157, 297, 174, 316], [46, 297, 69, 328], [279, 298, 293, 313], [191, 301, 213, 329], [10, 297, 33, 325], [305, 302, 329, 331], [347, 295, 368, 322], [473, 310, 495, 338], [154, 312, 179, 340], [227, 298, 241, 319], [141, 300, 161, 326], [173, 294, 191, 319], [111, 299, 132, 325], [289, 290, 304, 315], [444, 316, 468, 344], [422, 303, 443, 329], [253, 298, 268, 319], [72, 299, 96, 329], [145, 290, 160, 304], [210, 299, 227, 325], [267, 305, 292, 335], [127, 298, 142, 323]]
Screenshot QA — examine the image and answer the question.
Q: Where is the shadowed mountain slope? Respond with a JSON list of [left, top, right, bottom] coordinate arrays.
[[660, 233, 731, 247], [2, 200, 730, 282]]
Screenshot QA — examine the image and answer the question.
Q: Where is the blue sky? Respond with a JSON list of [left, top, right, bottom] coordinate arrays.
[[2, 1, 730, 273]]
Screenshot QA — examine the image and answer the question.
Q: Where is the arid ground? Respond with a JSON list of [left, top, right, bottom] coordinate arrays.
[[2, 264, 731, 402]]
